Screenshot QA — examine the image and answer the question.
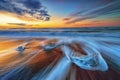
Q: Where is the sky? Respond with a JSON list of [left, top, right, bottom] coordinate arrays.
[[0, 0, 120, 29]]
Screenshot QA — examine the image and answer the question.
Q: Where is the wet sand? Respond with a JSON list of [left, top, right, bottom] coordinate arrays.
[[0, 37, 120, 80]]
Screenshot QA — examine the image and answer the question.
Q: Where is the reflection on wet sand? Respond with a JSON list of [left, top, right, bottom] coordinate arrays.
[[0, 37, 120, 80]]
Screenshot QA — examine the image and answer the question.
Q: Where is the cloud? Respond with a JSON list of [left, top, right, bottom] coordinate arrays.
[[7, 23, 26, 26], [64, 0, 120, 24], [0, 0, 50, 21]]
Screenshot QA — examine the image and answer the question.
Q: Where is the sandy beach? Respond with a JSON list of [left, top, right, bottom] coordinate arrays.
[[0, 36, 120, 80]]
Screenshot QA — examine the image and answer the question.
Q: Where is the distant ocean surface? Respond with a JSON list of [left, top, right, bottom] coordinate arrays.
[[0, 27, 120, 38]]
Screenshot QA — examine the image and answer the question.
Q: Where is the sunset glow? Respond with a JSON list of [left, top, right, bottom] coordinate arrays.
[[0, 0, 120, 28]]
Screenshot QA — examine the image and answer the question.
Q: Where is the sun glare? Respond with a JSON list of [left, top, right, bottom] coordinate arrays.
[[0, 14, 25, 24]]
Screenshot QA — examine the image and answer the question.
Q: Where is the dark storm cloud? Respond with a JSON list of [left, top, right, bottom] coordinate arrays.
[[0, 0, 50, 21], [64, 0, 120, 24], [44, 0, 80, 2], [20, 0, 42, 9]]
